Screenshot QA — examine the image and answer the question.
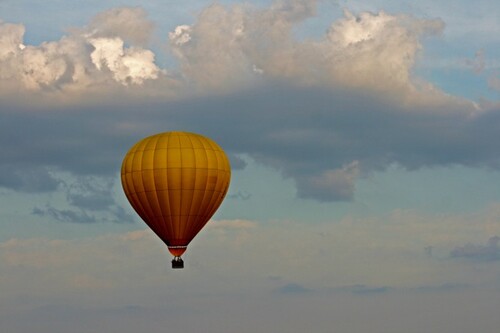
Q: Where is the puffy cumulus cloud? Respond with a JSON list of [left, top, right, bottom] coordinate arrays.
[[0, 0, 461, 98], [169, 0, 317, 91], [0, 8, 163, 96], [86, 7, 154, 46], [168, 24, 192, 47], [168, 5, 251, 89], [0, 20, 24, 59], [89, 37, 160, 85], [323, 11, 446, 101], [169, 1, 450, 106], [0, 1, 457, 103]]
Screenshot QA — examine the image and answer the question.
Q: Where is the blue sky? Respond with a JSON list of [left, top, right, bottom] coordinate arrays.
[[1, 1, 500, 332]]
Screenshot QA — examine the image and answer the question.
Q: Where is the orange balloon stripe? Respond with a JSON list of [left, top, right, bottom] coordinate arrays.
[[151, 135, 171, 242]]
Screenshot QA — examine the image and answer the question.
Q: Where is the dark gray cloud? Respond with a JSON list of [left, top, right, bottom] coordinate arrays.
[[450, 236, 500, 261], [228, 191, 252, 201], [32, 205, 97, 224], [0, 165, 60, 192], [274, 282, 311, 294], [413, 283, 471, 293], [64, 177, 116, 211], [0, 104, 130, 178], [154, 85, 499, 201], [338, 284, 392, 295], [268, 284, 391, 297], [29, 175, 135, 224], [227, 153, 247, 170], [32, 203, 135, 224], [2, 84, 500, 202], [106, 205, 136, 224]]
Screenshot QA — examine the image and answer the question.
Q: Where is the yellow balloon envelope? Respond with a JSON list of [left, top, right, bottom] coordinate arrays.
[[121, 131, 231, 268]]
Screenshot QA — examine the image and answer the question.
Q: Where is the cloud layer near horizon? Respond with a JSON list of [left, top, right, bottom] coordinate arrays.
[[3, 207, 500, 299], [1, 0, 499, 202]]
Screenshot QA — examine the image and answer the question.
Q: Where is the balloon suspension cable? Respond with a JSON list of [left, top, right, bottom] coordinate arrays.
[[171, 256, 184, 269]]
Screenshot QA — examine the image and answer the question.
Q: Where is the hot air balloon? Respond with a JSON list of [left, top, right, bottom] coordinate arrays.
[[121, 131, 231, 269]]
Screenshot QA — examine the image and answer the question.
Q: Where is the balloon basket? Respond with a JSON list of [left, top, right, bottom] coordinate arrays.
[[171, 257, 184, 269]]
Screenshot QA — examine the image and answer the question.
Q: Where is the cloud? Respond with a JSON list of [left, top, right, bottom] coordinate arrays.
[[0, 79, 495, 203], [27, 174, 135, 224], [168, 1, 447, 104], [337, 284, 391, 295], [228, 191, 252, 200], [0, 20, 24, 59], [450, 236, 500, 261], [0, 8, 164, 95], [88, 37, 161, 85], [86, 7, 154, 45], [32, 205, 98, 224], [168, 0, 317, 91], [4, 204, 499, 305], [1, 1, 499, 202], [0, 1, 448, 102], [3, 205, 500, 322], [0, 231, 165, 301], [1, 81, 496, 202], [274, 282, 311, 294], [64, 176, 117, 211], [0, 165, 60, 192], [295, 161, 359, 201], [413, 282, 471, 293]]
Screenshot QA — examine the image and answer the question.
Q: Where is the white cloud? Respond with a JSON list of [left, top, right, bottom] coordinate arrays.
[[323, 11, 444, 91], [0, 20, 24, 60], [0, 8, 163, 96], [168, 25, 192, 46], [1, 1, 456, 105], [168, 2, 453, 107], [0, 0, 473, 135], [89, 37, 161, 85]]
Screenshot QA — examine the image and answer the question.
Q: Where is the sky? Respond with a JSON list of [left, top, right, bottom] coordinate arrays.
[[1, 0, 500, 332]]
